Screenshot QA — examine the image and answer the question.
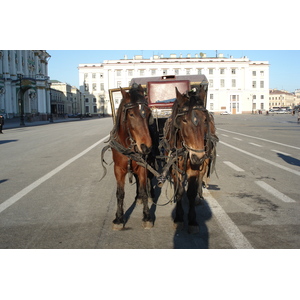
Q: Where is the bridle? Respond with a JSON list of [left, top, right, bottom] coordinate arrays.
[[121, 100, 152, 150], [174, 104, 211, 157]]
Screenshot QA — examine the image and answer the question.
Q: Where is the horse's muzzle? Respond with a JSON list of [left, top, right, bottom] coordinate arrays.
[[190, 153, 205, 166], [140, 144, 152, 155]]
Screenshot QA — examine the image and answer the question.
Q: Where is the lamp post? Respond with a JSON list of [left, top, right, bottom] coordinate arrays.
[[17, 73, 25, 126], [48, 82, 53, 123], [0, 87, 5, 113]]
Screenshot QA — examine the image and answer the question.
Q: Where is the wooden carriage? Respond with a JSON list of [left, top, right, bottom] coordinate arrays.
[[109, 74, 208, 135]]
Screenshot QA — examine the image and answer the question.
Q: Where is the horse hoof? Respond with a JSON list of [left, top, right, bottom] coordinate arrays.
[[142, 221, 153, 229], [148, 197, 154, 204], [188, 225, 200, 234], [112, 223, 124, 231], [173, 222, 184, 231], [195, 197, 204, 206]]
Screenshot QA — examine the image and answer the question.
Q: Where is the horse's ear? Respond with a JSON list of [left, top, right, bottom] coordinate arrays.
[[137, 84, 144, 94], [175, 87, 185, 106], [120, 87, 127, 100]]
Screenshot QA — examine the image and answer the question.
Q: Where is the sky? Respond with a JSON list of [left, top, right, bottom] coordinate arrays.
[[47, 50, 300, 93]]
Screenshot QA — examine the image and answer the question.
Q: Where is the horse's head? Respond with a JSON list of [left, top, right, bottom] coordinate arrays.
[[173, 85, 209, 166], [119, 84, 153, 155]]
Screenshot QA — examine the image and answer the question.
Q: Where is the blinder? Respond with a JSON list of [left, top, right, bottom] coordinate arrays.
[[123, 101, 153, 126], [174, 105, 207, 129]]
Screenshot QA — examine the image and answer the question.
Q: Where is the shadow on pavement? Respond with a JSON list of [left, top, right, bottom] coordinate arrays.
[[277, 153, 300, 167]]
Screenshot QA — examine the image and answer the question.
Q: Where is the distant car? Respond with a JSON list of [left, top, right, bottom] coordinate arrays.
[[220, 111, 231, 115]]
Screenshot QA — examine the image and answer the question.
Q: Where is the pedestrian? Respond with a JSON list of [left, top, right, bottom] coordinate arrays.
[[298, 110, 300, 124], [0, 115, 4, 133]]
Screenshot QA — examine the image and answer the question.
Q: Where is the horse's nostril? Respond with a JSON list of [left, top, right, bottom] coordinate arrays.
[[141, 144, 151, 155], [191, 154, 202, 165]]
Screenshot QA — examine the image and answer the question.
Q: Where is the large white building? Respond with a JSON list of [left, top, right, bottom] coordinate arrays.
[[0, 50, 51, 119], [78, 53, 270, 115]]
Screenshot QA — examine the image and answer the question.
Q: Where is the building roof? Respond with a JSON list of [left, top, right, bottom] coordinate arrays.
[[269, 89, 294, 96]]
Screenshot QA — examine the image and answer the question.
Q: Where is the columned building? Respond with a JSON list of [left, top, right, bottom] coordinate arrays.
[[0, 50, 51, 119], [78, 53, 270, 115]]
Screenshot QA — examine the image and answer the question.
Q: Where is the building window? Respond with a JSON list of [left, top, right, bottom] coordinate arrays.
[[117, 81, 121, 87], [260, 71, 264, 76], [252, 81, 256, 88], [186, 69, 191, 75], [220, 79, 225, 88], [197, 69, 202, 75], [252, 71, 256, 76], [100, 73, 103, 78], [116, 70, 122, 76], [209, 80, 213, 88], [220, 69, 225, 75], [151, 69, 156, 75], [261, 103, 264, 109], [84, 73, 88, 78], [139, 69, 145, 76], [163, 69, 168, 75], [93, 98, 96, 103], [174, 69, 179, 75], [261, 95, 264, 100], [85, 106, 89, 113], [92, 83, 96, 91], [93, 106, 97, 113], [85, 98, 89, 103], [85, 84, 89, 91], [128, 70, 133, 76], [100, 83, 104, 91], [210, 103, 214, 110], [232, 79, 236, 88], [92, 73, 96, 78], [231, 68, 236, 74], [209, 68, 213, 75], [210, 94, 213, 100], [260, 81, 264, 88]]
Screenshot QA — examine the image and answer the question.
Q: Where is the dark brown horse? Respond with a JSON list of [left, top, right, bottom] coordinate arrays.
[[106, 84, 154, 230], [161, 85, 218, 233]]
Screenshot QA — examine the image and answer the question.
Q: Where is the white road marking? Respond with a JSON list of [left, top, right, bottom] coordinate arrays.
[[218, 128, 300, 150], [233, 137, 243, 141], [203, 189, 253, 249], [223, 161, 245, 172], [221, 134, 229, 137], [271, 149, 291, 156], [249, 142, 263, 147], [220, 141, 300, 176], [255, 181, 296, 203], [0, 135, 110, 214]]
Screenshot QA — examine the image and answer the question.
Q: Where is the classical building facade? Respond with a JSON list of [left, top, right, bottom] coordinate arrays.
[[0, 50, 51, 119], [269, 89, 297, 109], [50, 81, 83, 116], [78, 53, 270, 115]]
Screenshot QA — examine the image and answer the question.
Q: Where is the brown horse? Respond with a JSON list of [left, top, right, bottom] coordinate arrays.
[[161, 85, 218, 233], [107, 84, 154, 230]]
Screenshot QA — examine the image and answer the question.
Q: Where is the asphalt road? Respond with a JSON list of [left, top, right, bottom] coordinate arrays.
[[0, 114, 299, 249]]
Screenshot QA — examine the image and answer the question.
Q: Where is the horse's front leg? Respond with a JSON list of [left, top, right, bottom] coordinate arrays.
[[134, 164, 153, 229], [187, 175, 200, 234], [112, 160, 127, 230], [173, 170, 185, 230]]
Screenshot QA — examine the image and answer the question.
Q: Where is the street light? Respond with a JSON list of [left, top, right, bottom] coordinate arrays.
[[17, 73, 25, 126]]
